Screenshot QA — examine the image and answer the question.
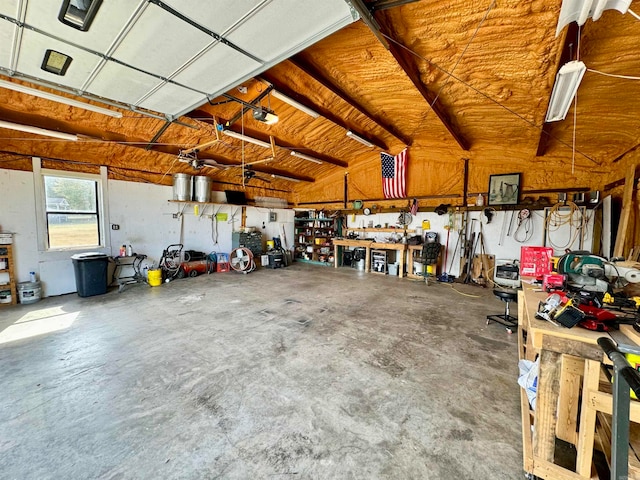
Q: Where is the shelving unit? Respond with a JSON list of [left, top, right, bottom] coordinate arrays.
[[0, 242, 17, 306], [371, 249, 387, 274], [294, 212, 335, 264]]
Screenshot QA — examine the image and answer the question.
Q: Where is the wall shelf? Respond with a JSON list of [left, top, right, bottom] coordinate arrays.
[[345, 227, 416, 233], [0, 243, 17, 306]]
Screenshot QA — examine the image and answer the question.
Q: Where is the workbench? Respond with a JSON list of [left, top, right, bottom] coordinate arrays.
[[518, 283, 640, 479], [333, 239, 372, 272], [332, 239, 407, 277]]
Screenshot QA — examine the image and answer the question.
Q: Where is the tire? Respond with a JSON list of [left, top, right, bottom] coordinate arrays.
[[189, 269, 199, 278], [176, 268, 186, 279]]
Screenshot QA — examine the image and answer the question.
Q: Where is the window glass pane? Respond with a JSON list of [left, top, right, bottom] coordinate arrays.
[[43, 174, 100, 249], [47, 213, 99, 248], [45, 176, 97, 213]]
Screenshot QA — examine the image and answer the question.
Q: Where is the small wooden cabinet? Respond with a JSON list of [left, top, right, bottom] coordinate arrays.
[[0, 243, 17, 306]]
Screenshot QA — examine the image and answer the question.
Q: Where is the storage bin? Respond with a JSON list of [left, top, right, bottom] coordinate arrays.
[[71, 252, 109, 297]]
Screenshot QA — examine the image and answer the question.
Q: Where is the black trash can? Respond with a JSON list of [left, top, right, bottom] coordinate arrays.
[[71, 252, 109, 297]]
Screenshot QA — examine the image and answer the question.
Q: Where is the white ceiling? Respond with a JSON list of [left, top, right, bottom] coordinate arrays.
[[0, 0, 357, 118]]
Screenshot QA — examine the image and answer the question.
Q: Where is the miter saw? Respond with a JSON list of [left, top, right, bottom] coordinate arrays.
[[557, 252, 640, 292]]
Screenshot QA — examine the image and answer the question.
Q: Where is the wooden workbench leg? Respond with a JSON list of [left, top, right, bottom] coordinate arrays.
[[533, 349, 562, 462], [334, 245, 339, 268], [556, 355, 583, 446], [365, 247, 370, 273], [576, 359, 600, 477], [399, 249, 405, 278]]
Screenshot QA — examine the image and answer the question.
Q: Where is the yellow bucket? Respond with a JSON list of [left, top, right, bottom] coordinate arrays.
[[266, 240, 275, 250], [426, 264, 435, 275], [422, 220, 431, 230], [147, 269, 162, 287]]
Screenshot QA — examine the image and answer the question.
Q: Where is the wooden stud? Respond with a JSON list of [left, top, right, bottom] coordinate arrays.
[[533, 349, 562, 462], [614, 164, 637, 257], [556, 355, 582, 445], [575, 359, 600, 476]]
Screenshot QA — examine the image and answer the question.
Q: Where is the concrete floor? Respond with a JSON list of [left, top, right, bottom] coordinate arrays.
[[0, 264, 523, 479]]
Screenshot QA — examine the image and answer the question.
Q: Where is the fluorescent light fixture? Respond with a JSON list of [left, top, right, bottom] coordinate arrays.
[[346, 130, 374, 148], [222, 129, 271, 149], [556, 0, 632, 36], [290, 151, 322, 164], [0, 79, 123, 118], [271, 173, 302, 183], [41, 50, 72, 76], [252, 107, 279, 125], [271, 90, 320, 119], [59, 0, 103, 31], [545, 60, 587, 123], [0, 120, 78, 141]]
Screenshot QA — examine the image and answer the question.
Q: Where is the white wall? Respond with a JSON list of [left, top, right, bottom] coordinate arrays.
[[347, 208, 595, 278], [0, 169, 294, 297]]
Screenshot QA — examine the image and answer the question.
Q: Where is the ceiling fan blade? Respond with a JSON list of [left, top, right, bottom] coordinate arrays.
[[202, 159, 229, 170]]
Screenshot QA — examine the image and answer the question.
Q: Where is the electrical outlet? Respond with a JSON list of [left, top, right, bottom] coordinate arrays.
[[111, 224, 120, 230]]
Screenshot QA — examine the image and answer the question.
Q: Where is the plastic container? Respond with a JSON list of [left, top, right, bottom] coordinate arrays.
[[71, 252, 109, 297], [0, 289, 11, 304], [147, 269, 162, 287], [520, 246, 553, 277], [17, 281, 41, 304], [388, 263, 399, 276]]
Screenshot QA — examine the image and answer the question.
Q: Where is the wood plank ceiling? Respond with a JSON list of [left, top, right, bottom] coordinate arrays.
[[0, 0, 639, 208]]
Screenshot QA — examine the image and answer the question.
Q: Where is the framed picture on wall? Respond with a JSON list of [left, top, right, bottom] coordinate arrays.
[[488, 173, 520, 206]]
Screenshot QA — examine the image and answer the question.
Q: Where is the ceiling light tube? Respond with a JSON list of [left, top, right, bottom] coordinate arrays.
[[290, 151, 322, 164], [0, 120, 77, 141], [545, 60, 587, 123], [556, 0, 632, 36], [271, 173, 302, 183], [0, 79, 122, 118], [271, 90, 320, 119], [346, 130, 374, 148], [222, 129, 271, 148]]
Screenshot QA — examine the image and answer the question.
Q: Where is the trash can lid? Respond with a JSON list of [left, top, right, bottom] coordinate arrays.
[[71, 252, 108, 260]]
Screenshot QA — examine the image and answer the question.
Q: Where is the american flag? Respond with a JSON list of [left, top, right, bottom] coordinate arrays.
[[410, 198, 418, 216], [381, 148, 408, 199]]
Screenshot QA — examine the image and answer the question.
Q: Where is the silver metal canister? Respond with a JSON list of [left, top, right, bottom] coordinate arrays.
[[193, 176, 212, 203], [173, 173, 192, 201]]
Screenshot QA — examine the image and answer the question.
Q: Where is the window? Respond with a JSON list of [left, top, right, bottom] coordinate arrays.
[[44, 174, 100, 249]]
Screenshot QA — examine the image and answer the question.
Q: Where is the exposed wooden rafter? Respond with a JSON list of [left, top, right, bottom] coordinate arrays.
[[351, 0, 470, 151], [187, 109, 348, 169], [184, 110, 315, 183], [287, 58, 390, 150], [259, 72, 410, 148]]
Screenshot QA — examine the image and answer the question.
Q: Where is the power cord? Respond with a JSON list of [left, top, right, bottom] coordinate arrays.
[[545, 201, 584, 250], [514, 209, 534, 243]]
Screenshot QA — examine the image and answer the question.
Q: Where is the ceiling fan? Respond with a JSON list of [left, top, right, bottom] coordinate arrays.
[[178, 150, 229, 171], [239, 167, 271, 183]]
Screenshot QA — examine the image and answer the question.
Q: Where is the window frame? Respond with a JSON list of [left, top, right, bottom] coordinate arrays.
[[33, 158, 110, 253]]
